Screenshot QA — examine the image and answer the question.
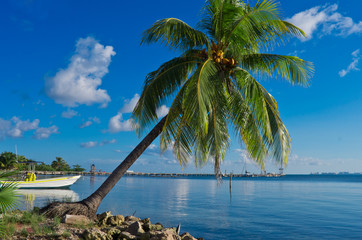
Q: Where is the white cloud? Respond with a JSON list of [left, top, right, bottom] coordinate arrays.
[[120, 94, 140, 113], [0, 117, 59, 140], [286, 4, 362, 41], [149, 144, 158, 150], [79, 116, 101, 128], [45, 36, 115, 107], [91, 117, 101, 124], [288, 154, 324, 166], [99, 139, 117, 146], [61, 109, 79, 118], [156, 105, 169, 118], [34, 125, 59, 139], [339, 49, 360, 77], [80, 141, 98, 148], [233, 149, 257, 165], [80, 139, 116, 148], [1, 117, 39, 138], [79, 120, 93, 128], [108, 113, 135, 133]]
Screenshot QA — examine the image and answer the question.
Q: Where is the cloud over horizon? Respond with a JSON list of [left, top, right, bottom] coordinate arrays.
[[45, 37, 115, 107]]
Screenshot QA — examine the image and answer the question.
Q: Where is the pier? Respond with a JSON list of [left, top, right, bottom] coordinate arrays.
[[28, 171, 283, 178]]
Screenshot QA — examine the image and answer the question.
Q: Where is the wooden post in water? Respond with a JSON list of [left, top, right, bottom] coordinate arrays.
[[229, 172, 232, 203]]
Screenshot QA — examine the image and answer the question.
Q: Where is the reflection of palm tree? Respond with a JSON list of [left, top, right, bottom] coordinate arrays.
[[42, 0, 313, 219]]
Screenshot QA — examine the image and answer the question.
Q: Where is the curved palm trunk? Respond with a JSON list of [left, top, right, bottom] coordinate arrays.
[[41, 116, 167, 219]]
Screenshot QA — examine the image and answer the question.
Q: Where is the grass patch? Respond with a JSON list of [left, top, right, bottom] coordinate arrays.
[[53, 216, 61, 227], [20, 228, 28, 237], [62, 230, 71, 238]]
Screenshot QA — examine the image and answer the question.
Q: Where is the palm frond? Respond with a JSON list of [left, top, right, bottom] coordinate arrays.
[[182, 59, 219, 136], [240, 53, 314, 85], [228, 83, 268, 168], [224, 0, 307, 54], [133, 52, 202, 134], [141, 18, 210, 51], [231, 67, 291, 167], [0, 181, 19, 214], [198, 0, 240, 43]]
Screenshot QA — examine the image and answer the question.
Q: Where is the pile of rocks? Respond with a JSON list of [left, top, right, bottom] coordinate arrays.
[[80, 211, 202, 240]]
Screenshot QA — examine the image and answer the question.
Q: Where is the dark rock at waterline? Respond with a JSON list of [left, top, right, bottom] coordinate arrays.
[[180, 232, 197, 240]]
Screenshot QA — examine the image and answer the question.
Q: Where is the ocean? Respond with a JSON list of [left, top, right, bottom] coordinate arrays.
[[18, 174, 362, 239]]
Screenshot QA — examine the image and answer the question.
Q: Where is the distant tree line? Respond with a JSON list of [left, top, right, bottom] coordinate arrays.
[[0, 152, 85, 172]]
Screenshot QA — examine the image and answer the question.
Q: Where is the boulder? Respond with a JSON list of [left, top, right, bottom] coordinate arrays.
[[149, 228, 181, 240], [64, 214, 90, 225], [125, 216, 141, 222], [119, 231, 137, 240], [141, 218, 151, 225], [101, 227, 121, 237], [127, 221, 145, 236], [107, 214, 125, 226], [82, 228, 112, 240], [97, 211, 112, 226], [140, 232, 151, 240], [144, 223, 164, 231], [180, 232, 197, 240]]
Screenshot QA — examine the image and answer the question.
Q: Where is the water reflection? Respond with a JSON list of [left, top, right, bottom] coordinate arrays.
[[90, 176, 95, 189], [18, 189, 80, 210]]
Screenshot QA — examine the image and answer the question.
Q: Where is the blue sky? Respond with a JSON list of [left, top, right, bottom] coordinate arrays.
[[1, 0, 362, 174]]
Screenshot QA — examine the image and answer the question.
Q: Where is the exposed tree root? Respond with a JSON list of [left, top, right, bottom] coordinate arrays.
[[40, 201, 97, 220]]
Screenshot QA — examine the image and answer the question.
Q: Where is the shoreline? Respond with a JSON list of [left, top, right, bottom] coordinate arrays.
[[26, 170, 283, 178], [3, 209, 203, 240]]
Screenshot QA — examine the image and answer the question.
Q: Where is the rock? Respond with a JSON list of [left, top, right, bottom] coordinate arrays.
[[64, 214, 90, 225], [127, 221, 145, 236], [102, 227, 121, 237], [119, 231, 137, 240], [97, 211, 112, 226], [82, 228, 112, 240], [107, 214, 125, 226], [149, 229, 181, 240], [145, 223, 164, 231], [125, 216, 141, 222], [180, 232, 197, 240], [141, 218, 151, 224], [140, 232, 151, 240]]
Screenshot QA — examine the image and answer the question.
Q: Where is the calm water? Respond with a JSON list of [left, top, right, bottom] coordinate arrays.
[[18, 175, 362, 239]]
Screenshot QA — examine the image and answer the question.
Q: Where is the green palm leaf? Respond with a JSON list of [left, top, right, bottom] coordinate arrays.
[[133, 52, 202, 133], [0, 171, 19, 237], [240, 53, 314, 85], [141, 18, 210, 51]]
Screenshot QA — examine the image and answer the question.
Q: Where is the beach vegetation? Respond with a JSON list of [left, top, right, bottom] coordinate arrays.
[[40, 0, 313, 219], [0, 171, 19, 237]]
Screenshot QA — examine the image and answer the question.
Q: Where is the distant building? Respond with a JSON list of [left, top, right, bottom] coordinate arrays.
[[90, 164, 95, 173]]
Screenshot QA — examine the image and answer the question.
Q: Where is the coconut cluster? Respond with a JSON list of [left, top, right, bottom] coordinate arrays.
[[199, 42, 237, 69]]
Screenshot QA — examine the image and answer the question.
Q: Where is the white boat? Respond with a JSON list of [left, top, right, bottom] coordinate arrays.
[[2, 175, 81, 189]]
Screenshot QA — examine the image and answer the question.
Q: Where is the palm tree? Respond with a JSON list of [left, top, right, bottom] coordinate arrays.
[[41, 0, 313, 219], [51, 157, 70, 171], [0, 152, 17, 170]]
